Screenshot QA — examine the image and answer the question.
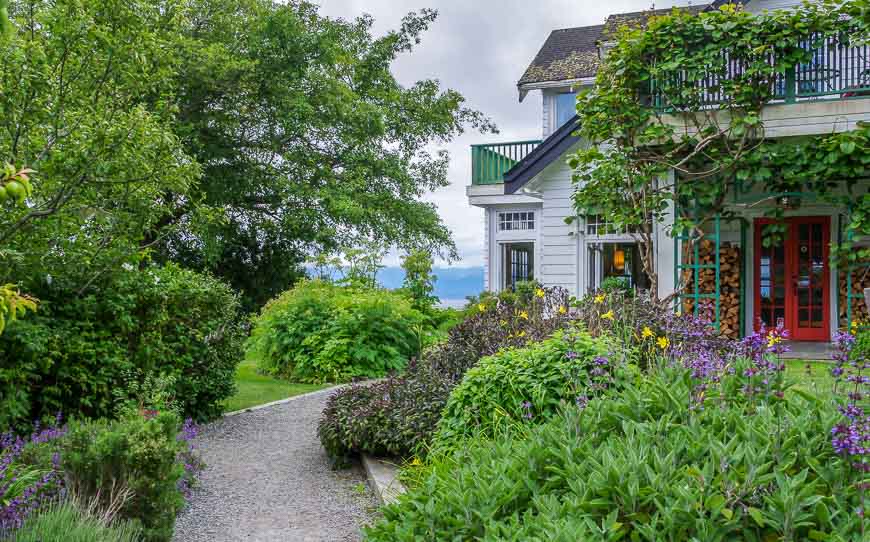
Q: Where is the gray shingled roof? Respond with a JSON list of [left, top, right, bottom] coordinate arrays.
[[518, 4, 710, 87], [602, 4, 709, 36], [517, 24, 605, 87]]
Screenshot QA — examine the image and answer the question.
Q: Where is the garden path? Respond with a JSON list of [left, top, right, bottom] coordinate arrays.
[[173, 388, 378, 542]]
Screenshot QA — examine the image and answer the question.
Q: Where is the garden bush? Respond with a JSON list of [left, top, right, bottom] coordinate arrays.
[[247, 280, 426, 383], [318, 285, 573, 462], [365, 365, 864, 541], [0, 263, 244, 428], [432, 328, 614, 452], [19, 412, 201, 542]]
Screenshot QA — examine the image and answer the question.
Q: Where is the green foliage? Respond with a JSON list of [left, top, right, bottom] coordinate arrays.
[[13, 501, 140, 542], [0, 264, 244, 428], [365, 368, 861, 541], [0, 0, 198, 297], [569, 1, 870, 289], [318, 370, 453, 465], [55, 413, 190, 542], [432, 329, 611, 452], [153, 1, 494, 308], [399, 250, 439, 312], [247, 280, 426, 383], [318, 287, 573, 462]]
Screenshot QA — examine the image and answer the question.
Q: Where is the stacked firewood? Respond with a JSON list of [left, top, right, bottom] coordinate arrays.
[[839, 267, 870, 326], [680, 239, 742, 339]]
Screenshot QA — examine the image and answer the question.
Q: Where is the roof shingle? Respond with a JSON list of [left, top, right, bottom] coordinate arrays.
[[517, 24, 604, 87], [518, 4, 710, 87]]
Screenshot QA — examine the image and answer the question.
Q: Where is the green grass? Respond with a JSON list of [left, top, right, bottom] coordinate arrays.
[[785, 359, 834, 398], [222, 358, 329, 413]]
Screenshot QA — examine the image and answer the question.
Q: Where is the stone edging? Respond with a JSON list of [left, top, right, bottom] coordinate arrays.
[[362, 454, 406, 505], [223, 384, 345, 417]]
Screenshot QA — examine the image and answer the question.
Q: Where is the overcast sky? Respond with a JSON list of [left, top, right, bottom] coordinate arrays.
[[317, 0, 694, 267]]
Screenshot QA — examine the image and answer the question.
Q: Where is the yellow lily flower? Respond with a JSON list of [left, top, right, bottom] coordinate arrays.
[[594, 294, 605, 304], [642, 326, 654, 339], [657, 336, 670, 350], [601, 310, 615, 320], [535, 288, 545, 298]]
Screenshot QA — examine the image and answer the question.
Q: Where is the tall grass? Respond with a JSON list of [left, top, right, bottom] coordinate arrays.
[[12, 499, 139, 542]]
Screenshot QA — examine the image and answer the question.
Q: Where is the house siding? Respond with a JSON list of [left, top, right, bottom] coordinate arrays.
[[538, 160, 580, 296]]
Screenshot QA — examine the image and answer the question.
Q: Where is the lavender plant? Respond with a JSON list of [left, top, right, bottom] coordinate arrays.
[[0, 415, 66, 534], [829, 330, 870, 538]]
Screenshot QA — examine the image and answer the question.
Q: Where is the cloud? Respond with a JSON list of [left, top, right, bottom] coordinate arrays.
[[316, 0, 696, 267]]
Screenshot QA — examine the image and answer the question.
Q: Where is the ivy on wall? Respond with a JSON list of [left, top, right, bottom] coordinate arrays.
[[568, 0, 870, 295]]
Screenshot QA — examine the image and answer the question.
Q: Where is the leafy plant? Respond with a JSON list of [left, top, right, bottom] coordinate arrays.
[[318, 286, 573, 462], [365, 367, 862, 541], [0, 263, 244, 429], [399, 250, 439, 313], [433, 328, 612, 453], [247, 280, 426, 383], [53, 412, 194, 542]]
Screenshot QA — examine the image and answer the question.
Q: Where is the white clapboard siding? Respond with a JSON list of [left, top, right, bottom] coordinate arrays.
[[538, 159, 579, 295]]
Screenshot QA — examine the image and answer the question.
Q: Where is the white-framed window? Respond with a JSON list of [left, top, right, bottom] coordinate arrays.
[[501, 241, 535, 290], [585, 215, 640, 236], [498, 211, 535, 232]]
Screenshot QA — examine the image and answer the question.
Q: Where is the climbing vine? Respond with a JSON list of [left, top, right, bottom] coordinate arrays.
[[569, 0, 870, 297]]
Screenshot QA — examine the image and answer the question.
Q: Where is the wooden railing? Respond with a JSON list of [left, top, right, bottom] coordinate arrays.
[[471, 140, 541, 185], [648, 33, 870, 109]]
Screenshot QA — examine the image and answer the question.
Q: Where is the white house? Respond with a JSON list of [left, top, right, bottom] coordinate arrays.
[[467, 0, 870, 341]]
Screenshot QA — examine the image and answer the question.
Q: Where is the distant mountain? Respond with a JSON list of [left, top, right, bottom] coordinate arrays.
[[377, 266, 484, 304]]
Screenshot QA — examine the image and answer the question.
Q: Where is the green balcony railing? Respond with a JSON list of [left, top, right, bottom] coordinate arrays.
[[471, 140, 542, 185], [648, 33, 870, 110]]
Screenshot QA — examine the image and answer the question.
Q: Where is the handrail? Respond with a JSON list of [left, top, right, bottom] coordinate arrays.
[[471, 140, 542, 185]]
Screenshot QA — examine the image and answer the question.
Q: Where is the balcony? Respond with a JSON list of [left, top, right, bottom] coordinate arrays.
[[470, 140, 541, 185], [648, 33, 870, 110]]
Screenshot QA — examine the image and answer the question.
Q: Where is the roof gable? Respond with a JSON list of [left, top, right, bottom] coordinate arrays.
[[518, 25, 604, 87]]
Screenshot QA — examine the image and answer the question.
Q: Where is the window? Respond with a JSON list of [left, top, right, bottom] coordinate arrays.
[[502, 242, 534, 290], [498, 211, 535, 232], [586, 242, 651, 292], [555, 92, 577, 129], [585, 215, 640, 236]]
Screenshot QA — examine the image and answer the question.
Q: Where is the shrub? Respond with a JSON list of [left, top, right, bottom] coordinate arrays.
[[13, 501, 140, 542], [53, 412, 194, 542], [318, 366, 453, 464], [247, 280, 426, 383], [0, 263, 244, 427], [318, 286, 573, 461], [432, 328, 613, 452], [364, 367, 862, 541]]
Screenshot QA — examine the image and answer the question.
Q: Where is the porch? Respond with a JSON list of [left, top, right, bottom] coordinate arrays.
[[674, 186, 870, 343]]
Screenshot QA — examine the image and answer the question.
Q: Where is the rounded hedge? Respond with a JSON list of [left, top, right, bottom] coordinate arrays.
[[432, 328, 613, 452], [247, 280, 426, 383], [0, 264, 244, 427]]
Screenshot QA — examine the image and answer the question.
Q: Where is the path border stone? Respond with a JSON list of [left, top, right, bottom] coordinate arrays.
[[223, 384, 345, 417], [362, 454, 406, 505]]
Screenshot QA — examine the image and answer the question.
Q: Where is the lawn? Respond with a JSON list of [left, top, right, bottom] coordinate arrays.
[[785, 359, 834, 398], [222, 358, 330, 413]]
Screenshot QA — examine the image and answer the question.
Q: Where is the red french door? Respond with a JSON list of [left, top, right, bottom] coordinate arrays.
[[754, 217, 830, 341]]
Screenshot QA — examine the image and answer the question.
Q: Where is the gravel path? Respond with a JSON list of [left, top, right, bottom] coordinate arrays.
[[173, 389, 379, 542]]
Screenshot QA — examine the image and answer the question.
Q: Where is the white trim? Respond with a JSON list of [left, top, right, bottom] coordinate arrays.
[[519, 76, 596, 95]]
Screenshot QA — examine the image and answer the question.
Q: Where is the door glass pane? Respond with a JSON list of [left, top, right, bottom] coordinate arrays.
[[759, 230, 786, 329], [503, 242, 534, 290], [794, 222, 825, 331]]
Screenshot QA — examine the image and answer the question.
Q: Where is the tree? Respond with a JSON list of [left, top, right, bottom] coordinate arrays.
[[401, 250, 439, 312], [153, 0, 494, 308], [0, 0, 198, 296]]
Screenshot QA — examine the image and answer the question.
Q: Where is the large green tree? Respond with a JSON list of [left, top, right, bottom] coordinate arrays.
[[0, 0, 197, 294], [156, 1, 493, 308]]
